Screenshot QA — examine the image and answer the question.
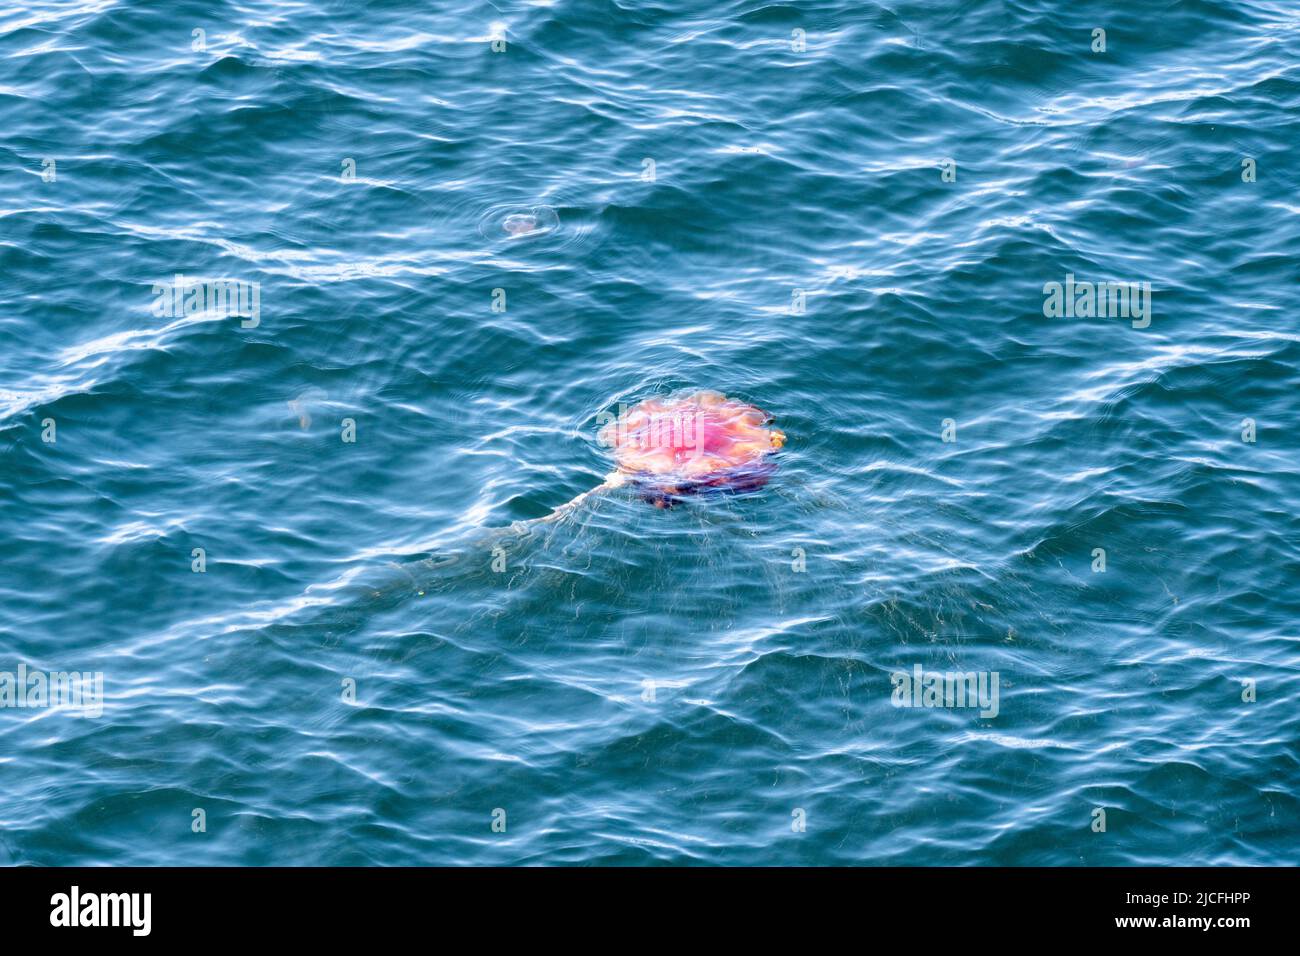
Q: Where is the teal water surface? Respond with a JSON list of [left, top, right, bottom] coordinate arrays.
[[1, 0, 1298, 865]]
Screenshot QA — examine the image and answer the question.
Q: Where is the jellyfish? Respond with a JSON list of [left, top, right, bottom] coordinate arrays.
[[287, 386, 329, 430], [480, 204, 560, 241], [543, 390, 786, 519], [321, 391, 785, 615], [502, 213, 538, 237]]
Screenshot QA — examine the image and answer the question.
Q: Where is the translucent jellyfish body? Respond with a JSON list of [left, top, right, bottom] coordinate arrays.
[[479, 204, 560, 241]]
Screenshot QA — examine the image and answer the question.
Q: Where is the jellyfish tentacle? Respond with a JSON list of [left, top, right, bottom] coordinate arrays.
[[537, 471, 627, 524]]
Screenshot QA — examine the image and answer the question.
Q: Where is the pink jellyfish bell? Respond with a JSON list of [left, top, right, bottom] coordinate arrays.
[[534, 391, 785, 522], [597, 390, 786, 507]]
